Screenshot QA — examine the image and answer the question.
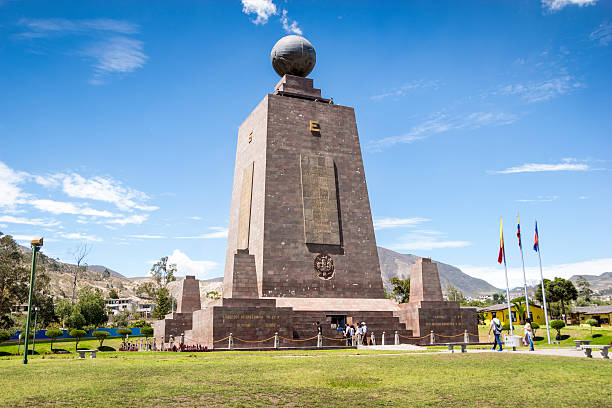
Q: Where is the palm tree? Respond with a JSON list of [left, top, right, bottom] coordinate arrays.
[[512, 301, 527, 324]]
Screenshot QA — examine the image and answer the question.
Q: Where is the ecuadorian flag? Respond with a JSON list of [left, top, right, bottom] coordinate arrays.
[[498, 217, 505, 264], [534, 221, 539, 252], [517, 215, 522, 248]]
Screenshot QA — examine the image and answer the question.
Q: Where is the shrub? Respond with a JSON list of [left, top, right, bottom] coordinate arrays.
[[116, 328, 131, 341], [0, 331, 10, 345], [550, 320, 565, 340], [92, 330, 110, 348], [140, 327, 153, 338], [502, 322, 511, 332], [530, 322, 540, 336], [129, 319, 151, 328], [69, 329, 87, 350], [45, 329, 63, 350], [19, 331, 34, 340], [585, 319, 598, 336]]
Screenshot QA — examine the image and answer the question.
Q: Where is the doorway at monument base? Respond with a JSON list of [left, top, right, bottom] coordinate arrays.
[[396, 301, 478, 340]]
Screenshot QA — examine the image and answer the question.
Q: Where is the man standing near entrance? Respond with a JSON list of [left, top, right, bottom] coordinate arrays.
[[488, 313, 503, 351]]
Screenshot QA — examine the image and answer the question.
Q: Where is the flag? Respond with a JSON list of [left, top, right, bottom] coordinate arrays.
[[498, 217, 505, 264], [534, 220, 539, 252], [517, 215, 522, 248]]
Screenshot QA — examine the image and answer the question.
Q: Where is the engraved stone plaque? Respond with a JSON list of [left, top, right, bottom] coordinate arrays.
[[237, 162, 254, 249], [300, 154, 340, 245]]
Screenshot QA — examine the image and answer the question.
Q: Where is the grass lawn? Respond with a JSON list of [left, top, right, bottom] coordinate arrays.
[[0, 350, 610, 407], [475, 324, 612, 348]]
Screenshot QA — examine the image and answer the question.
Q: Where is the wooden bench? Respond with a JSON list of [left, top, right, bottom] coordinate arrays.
[[581, 345, 609, 359], [77, 349, 98, 359], [574, 339, 592, 349]]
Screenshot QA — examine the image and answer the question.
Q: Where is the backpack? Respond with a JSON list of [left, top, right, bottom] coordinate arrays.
[[493, 321, 502, 334]]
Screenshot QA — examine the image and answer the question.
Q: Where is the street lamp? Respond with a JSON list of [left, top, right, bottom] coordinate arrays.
[[23, 237, 43, 365], [32, 307, 40, 354]]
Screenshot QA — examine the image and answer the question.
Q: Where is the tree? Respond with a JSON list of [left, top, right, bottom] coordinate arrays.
[[390, 277, 410, 303], [140, 326, 153, 339], [550, 320, 565, 340], [45, 329, 63, 351], [531, 322, 540, 336], [0, 330, 10, 345], [150, 256, 177, 289], [129, 319, 151, 328], [92, 330, 110, 348], [586, 318, 598, 337], [576, 276, 593, 303], [108, 288, 119, 299], [69, 329, 87, 350], [55, 299, 72, 329], [445, 284, 465, 303], [152, 287, 172, 319], [136, 281, 156, 299], [65, 307, 86, 330], [492, 293, 506, 303], [206, 290, 221, 300], [102, 268, 111, 279], [116, 328, 131, 341], [70, 242, 91, 304], [547, 278, 578, 323], [76, 287, 108, 327], [112, 309, 131, 328], [512, 300, 527, 324]]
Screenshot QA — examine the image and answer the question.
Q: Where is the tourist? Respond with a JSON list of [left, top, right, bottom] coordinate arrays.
[[362, 322, 370, 346], [316, 321, 322, 335], [524, 319, 535, 351], [488, 314, 503, 351], [345, 324, 354, 346]]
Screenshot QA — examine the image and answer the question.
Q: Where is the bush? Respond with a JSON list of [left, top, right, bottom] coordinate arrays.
[[0, 331, 10, 344], [550, 320, 565, 340], [116, 328, 131, 341], [19, 331, 34, 340], [502, 322, 511, 332], [92, 330, 110, 348], [140, 327, 153, 338], [69, 329, 87, 350], [530, 322, 540, 336], [45, 329, 63, 350], [129, 319, 151, 328]]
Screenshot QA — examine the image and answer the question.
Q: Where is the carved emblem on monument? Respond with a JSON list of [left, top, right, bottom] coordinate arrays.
[[314, 253, 334, 280]]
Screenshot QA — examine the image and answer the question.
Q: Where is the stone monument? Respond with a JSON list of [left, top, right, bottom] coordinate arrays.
[[154, 35, 476, 348]]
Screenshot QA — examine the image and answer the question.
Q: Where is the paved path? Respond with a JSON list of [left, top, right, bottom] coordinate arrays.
[[467, 347, 610, 359]]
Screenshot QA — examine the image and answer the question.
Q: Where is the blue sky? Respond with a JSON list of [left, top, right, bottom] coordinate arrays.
[[1, 0, 611, 288]]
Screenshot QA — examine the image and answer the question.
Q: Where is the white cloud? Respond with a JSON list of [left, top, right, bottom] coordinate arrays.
[[578, 196, 589, 200], [59, 232, 103, 242], [242, 0, 277, 25], [84, 36, 147, 80], [373, 217, 430, 230], [106, 214, 149, 226], [0, 160, 27, 207], [368, 111, 516, 151], [493, 159, 594, 174], [167, 249, 219, 280], [28, 199, 116, 217], [460, 258, 612, 289], [36, 172, 157, 212], [387, 230, 471, 252], [542, 0, 597, 12], [0, 215, 60, 227], [498, 76, 582, 103], [516, 196, 559, 203], [590, 22, 612, 46], [188, 216, 202, 221], [128, 234, 165, 239], [14, 18, 146, 83], [371, 80, 440, 101], [175, 227, 228, 239], [280, 9, 302, 35]]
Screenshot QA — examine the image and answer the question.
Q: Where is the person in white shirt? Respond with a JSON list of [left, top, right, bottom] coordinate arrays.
[[488, 314, 503, 351], [362, 322, 370, 346]]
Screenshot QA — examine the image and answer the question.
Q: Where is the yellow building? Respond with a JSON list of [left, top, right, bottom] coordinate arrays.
[[570, 306, 612, 327], [479, 303, 546, 325]]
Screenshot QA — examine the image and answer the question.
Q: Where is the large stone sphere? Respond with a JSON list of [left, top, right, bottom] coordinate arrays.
[[270, 35, 316, 77]]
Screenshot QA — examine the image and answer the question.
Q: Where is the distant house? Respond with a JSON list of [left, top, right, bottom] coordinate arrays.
[[105, 297, 154, 318], [478, 303, 546, 325], [570, 306, 612, 327]]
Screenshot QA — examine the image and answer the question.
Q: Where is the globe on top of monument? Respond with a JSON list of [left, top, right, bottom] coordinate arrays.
[[270, 35, 316, 78]]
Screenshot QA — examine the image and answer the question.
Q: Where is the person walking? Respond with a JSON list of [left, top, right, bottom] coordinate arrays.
[[524, 319, 535, 351], [361, 322, 370, 346], [488, 315, 503, 351]]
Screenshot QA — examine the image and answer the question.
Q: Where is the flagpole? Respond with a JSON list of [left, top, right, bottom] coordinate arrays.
[[536, 220, 552, 344], [500, 217, 513, 337], [518, 214, 531, 322]]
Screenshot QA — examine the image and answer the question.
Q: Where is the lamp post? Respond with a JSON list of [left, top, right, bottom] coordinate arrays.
[[23, 237, 43, 365], [32, 307, 40, 354]]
